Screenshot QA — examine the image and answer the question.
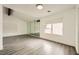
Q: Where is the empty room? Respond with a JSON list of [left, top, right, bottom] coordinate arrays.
[[0, 4, 79, 55]]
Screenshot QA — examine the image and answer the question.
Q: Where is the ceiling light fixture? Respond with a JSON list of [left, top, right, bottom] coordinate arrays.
[[36, 4, 43, 10]]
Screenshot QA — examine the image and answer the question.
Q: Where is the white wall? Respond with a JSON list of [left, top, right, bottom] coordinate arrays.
[[76, 7, 79, 53], [3, 9, 27, 37], [78, 8, 79, 53], [40, 8, 76, 46], [0, 5, 3, 50], [75, 5, 79, 54]]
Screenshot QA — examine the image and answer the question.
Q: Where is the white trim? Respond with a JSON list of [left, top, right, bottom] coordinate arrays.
[[75, 5, 79, 53], [0, 5, 3, 50]]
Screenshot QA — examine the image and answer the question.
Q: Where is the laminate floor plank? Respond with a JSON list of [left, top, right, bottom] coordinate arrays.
[[0, 35, 76, 55]]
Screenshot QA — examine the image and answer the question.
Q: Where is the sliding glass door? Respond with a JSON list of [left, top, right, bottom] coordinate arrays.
[[27, 20, 40, 37]]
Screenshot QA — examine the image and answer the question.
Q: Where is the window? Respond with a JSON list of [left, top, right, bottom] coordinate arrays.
[[52, 23, 63, 35], [44, 24, 51, 34], [44, 23, 63, 36]]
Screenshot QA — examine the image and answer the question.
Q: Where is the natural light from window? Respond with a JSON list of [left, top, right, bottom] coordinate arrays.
[[44, 24, 51, 34], [52, 23, 63, 35], [44, 22, 63, 36]]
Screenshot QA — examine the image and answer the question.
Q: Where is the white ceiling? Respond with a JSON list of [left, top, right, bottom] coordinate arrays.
[[4, 4, 75, 19]]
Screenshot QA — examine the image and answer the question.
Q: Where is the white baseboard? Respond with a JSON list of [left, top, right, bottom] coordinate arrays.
[[3, 33, 28, 37]]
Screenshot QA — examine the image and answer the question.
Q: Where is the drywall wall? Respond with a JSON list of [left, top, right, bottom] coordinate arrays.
[[77, 7, 79, 53], [0, 5, 3, 50], [77, 8, 79, 53], [40, 8, 76, 46], [75, 6, 79, 54], [77, 9, 79, 54], [3, 9, 27, 37]]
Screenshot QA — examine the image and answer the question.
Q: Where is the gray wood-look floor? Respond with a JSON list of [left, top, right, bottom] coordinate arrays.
[[0, 35, 76, 55]]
